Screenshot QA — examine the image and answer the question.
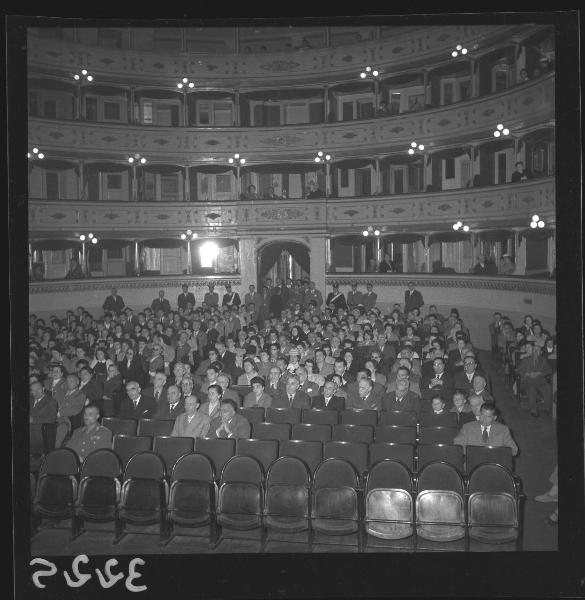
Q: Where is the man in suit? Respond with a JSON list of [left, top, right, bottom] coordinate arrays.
[[386, 364, 422, 397], [244, 284, 263, 319], [101, 363, 123, 415], [345, 377, 382, 411], [177, 283, 196, 311], [296, 366, 320, 398], [244, 376, 273, 408], [171, 395, 210, 440], [119, 347, 147, 387], [454, 403, 518, 455], [471, 375, 494, 405], [151, 290, 171, 314], [102, 288, 125, 316], [78, 366, 104, 408], [118, 381, 157, 419], [420, 357, 454, 406], [312, 379, 345, 411], [222, 284, 241, 308], [325, 283, 347, 312], [213, 399, 251, 439], [30, 380, 58, 453], [346, 283, 363, 310], [266, 366, 286, 399], [203, 283, 219, 308], [404, 281, 424, 315], [515, 343, 553, 417], [273, 376, 311, 409], [45, 364, 68, 404], [382, 378, 420, 413], [453, 356, 486, 395], [447, 337, 473, 372], [333, 358, 355, 387], [364, 359, 387, 387], [153, 384, 184, 420], [362, 283, 378, 311], [217, 373, 242, 405], [143, 371, 168, 410], [215, 340, 237, 376]]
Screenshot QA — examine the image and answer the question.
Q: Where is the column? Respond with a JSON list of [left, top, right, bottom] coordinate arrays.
[[239, 237, 258, 288], [470, 232, 477, 268], [423, 70, 429, 106], [129, 87, 135, 123], [424, 235, 431, 273], [373, 79, 380, 114], [236, 165, 241, 199], [234, 90, 240, 126], [134, 241, 140, 276], [81, 242, 87, 276], [309, 236, 327, 297], [183, 92, 189, 127], [131, 165, 137, 201], [375, 158, 381, 194], [470, 59, 478, 97], [28, 243, 33, 279], [515, 230, 526, 275], [325, 237, 331, 272], [402, 243, 409, 273], [325, 163, 331, 198], [323, 86, 329, 123], [547, 229, 556, 275], [186, 240, 192, 275], [374, 236, 381, 263], [422, 154, 427, 190], [184, 166, 190, 202], [78, 160, 85, 200], [74, 84, 81, 120]]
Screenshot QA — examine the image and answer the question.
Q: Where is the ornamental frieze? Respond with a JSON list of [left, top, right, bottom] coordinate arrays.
[[27, 75, 554, 161]]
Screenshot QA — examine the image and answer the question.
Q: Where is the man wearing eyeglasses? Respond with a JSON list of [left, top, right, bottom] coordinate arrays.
[[118, 381, 157, 419]]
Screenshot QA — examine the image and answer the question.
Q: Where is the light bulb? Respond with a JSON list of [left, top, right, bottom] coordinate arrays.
[[228, 158, 234, 163], [360, 72, 366, 78], [81, 69, 87, 75], [457, 221, 462, 227], [452, 51, 458, 57], [363, 230, 369, 237], [461, 48, 468, 55], [538, 221, 545, 228], [188, 82, 194, 88], [418, 144, 424, 151], [408, 149, 414, 155], [33, 147, 39, 153], [182, 77, 188, 83], [503, 128, 509, 135], [325, 154, 331, 161], [177, 83, 183, 88], [463, 225, 470, 232], [38, 153, 44, 159], [73, 74, 80, 80], [91, 238, 98, 244], [27, 152, 31, 158], [494, 131, 501, 137], [79, 235, 86, 241], [187, 230, 192, 235], [140, 158, 146, 164], [497, 124, 503, 130], [456, 45, 462, 51], [530, 221, 537, 228], [88, 233, 94, 239], [411, 142, 417, 148], [234, 153, 240, 159], [366, 66, 371, 72], [372, 70, 379, 77], [532, 215, 539, 222], [87, 75, 93, 82], [181, 234, 186, 240], [128, 157, 134, 163], [315, 157, 320, 162], [453, 223, 459, 230], [318, 151, 323, 156], [374, 230, 380, 236], [240, 158, 245, 164], [193, 233, 198, 238]]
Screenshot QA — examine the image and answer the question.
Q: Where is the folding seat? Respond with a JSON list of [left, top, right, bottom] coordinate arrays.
[[415, 461, 466, 550], [464, 445, 514, 474], [301, 409, 339, 426], [194, 438, 236, 479], [216, 455, 264, 542], [291, 423, 331, 443], [32, 448, 80, 532], [112, 435, 152, 469], [419, 412, 458, 428], [263, 456, 311, 550], [252, 422, 291, 442], [418, 426, 458, 445], [323, 441, 368, 484], [278, 440, 323, 475], [364, 459, 415, 550], [152, 436, 195, 476], [72, 448, 122, 539], [164, 453, 218, 546], [467, 463, 523, 550], [379, 411, 418, 428], [374, 425, 417, 445], [137, 419, 174, 438], [417, 444, 464, 473], [114, 451, 167, 544], [236, 438, 279, 472], [332, 424, 374, 444], [42, 422, 57, 453], [239, 407, 265, 425], [311, 458, 361, 550], [340, 410, 378, 427], [102, 417, 137, 437], [266, 407, 302, 425], [369, 443, 415, 473]]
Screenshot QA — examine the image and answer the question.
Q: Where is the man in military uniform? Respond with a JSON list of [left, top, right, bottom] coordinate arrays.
[[66, 404, 112, 461]]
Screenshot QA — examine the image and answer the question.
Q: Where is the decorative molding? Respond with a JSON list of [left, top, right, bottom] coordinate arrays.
[[27, 74, 554, 162], [325, 274, 557, 296], [28, 25, 525, 86], [29, 276, 242, 294], [29, 178, 556, 235]]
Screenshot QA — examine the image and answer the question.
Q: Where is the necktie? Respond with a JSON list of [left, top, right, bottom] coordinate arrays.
[[155, 391, 160, 402], [289, 395, 294, 405], [482, 427, 489, 443]]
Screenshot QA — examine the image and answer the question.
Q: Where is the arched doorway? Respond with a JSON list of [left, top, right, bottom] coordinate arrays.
[[257, 240, 310, 287]]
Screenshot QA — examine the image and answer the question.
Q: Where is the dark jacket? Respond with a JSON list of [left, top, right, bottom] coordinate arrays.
[[311, 395, 345, 411]]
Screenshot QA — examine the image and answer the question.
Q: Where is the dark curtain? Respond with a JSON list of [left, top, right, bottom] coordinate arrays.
[[190, 165, 235, 174], [34, 159, 77, 172], [142, 238, 184, 249], [32, 240, 82, 251], [430, 231, 470, 244], [478, 229, 513, 243], [259, 243, 309, 279], [519, 228, 555, 241], [384, 233, 425, 244], [142, 164, 183, 175], [85, 162, 131, 174]]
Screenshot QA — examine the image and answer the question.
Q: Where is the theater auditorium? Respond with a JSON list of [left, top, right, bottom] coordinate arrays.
[[26, 20, 559, 555]]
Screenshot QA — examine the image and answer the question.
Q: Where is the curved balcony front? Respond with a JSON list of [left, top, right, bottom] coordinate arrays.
[[28, 73, 554, 162], [27, 25, 530, 87], [29, 177, 555, 237]]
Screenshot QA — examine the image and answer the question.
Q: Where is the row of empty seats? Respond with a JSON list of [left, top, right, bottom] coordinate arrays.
[[31, 448, 524, 551]]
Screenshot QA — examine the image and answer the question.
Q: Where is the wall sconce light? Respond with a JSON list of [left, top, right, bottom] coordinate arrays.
[[128, 153, 147, 164], [73, 69, 93, 82], [451, 44, 468, 58], [28, 147, 45, 160], [177, 77, 195, 90], [493, 123, 510, 137], [360, 66, 380, 79], [363, 225, 381, 237], [314, 151, 332, 163], [408, 141, 425, 155], [453, 221, 470, 232], [530, 215, 545, 229]]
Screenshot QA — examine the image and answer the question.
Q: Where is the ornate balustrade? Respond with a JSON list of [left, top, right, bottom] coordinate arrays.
[[28, 25, 525, 86], [29, 177, 555, 237], [27, 74, 554, 162]]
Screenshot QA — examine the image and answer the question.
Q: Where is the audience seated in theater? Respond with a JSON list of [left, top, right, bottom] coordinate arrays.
[[454, 403, 518, 455], [420, 357, 454, 406], [171, 395, 210, 440], [66, 404, 112, 460], [214, 399, 251, 439]]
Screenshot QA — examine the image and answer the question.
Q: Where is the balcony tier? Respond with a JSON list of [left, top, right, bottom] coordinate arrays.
[[29, 177, 555, 237], [27, 25, 531, 87], [28, 74, 554, 162]]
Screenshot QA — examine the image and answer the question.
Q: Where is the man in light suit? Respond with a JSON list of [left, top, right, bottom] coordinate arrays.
[[103, 287, 125, 316], [312, 380, 345, 411], [213, 399, 251, 439], [171, 395, 210, 440], [362, 283, 378, 311], [404, 281, 424, 315], [454, 403, 518, 455], [151, 290, 171, 314], [272, 376, 311, 409]]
